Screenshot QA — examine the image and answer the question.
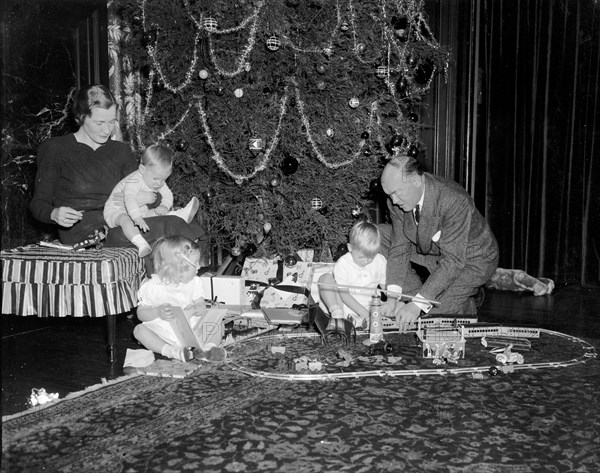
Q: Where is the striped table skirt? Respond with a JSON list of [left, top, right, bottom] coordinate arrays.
[[1, 245, 146, 317]]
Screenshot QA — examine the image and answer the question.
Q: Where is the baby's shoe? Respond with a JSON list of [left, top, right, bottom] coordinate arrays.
[[326, 305, 345, 331], [170, 196, 199, 224], [193, 344, 227, 362], [162, 344, 193, 362], [348, 314, 368, 330]]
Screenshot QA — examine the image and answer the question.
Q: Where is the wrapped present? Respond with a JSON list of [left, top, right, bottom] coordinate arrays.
[[260, 261, 313, 308]]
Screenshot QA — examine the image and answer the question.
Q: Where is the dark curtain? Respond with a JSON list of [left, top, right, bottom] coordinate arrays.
[[477, 0, 600, 285]]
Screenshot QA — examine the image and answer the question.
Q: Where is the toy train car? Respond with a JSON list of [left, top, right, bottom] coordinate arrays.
[[461, 323, 540, 339], [381, 315, 478, 331]]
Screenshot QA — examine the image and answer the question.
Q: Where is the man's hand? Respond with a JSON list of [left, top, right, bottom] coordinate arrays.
[[51, 207, 83, 228], [134, 217, 150, 232], [393, 301, 421, 333], [154, 205, 168, 216]]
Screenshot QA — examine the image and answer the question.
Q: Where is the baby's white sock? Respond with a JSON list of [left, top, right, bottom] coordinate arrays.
[[131, 235, 152, 258], [161, 344, 192, 362]]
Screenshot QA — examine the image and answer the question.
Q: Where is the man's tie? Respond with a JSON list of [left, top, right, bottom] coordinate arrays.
[[414, 204, 421, 224]]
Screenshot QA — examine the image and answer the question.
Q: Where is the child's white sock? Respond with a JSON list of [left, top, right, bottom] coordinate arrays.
[[169, 196, 199, 224], [131, 235, 152, 258], [161, 344, 192, 362], [193, 343, 227, 362]]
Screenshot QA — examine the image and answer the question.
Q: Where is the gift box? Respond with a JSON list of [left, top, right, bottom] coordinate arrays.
[[200, 273, 247, 305]]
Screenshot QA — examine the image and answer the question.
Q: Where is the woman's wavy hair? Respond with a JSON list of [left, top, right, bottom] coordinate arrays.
[[72, 84, 118, 126]]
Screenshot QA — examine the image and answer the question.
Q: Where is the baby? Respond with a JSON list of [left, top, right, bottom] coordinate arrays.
[[103, 144, 199, 257]]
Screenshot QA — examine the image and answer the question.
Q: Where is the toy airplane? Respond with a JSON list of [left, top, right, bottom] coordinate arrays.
[[314, 281, 440, 307]]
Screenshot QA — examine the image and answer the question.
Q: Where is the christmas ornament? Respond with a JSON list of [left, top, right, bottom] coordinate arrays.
[[204, 17, 218, 32], [249, 138, 264, 151], [389, 134, 404, 148], [407, 145, 419, 157], [281, 156, 299, 175], [414, 61, 435, 85], [263, 222, 272, 234], [391, 16, 409, 42], [335, 243, 349, 259], [231, 247, 242, 257], [234, 88, 244, 98], [142, 30, 157, 46], [376, 66, 388, 78], [198, 69, 209, 80], [396, 77, 408, 96], [352, 205, 362, 217], [235, 179, 243, 185], [370, 179, 382, 194], [270, 178, 280, 187], [244, 62, 251, 72], [215, 87, 225, 96], [175, 139, 188, 152], [153, 78, 165, 92], [266, 36, 281, 51], [348, 97, 360, 108], [316, 65, 326, 74], [363, 148, 372, 156], [203, 188, 215, 202], [408, 112, 419, 122], [340, 21, 349, 32], [322, 47, 333, 57], [317, 81, 326, 90], [284, 254, 298, 267], [361, 131, 370, 140], [326, 128, 335, 138], [244, 243, 258, 256], [355, 43, 365, 53], [311, 197, 323, 210]]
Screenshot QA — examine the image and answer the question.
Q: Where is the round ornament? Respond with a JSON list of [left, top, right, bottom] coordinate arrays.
[[376, 66, 388, 78], [244, 62, 251, 72], [270, 178, 280, 187], [348, 97, 360, 108], [280, 156, 299, 175], [266, 36, 281, 51], [284, 255, 298, 267], [363, 148, 372, 157], [326, 128, 335, 138], [235, 179, 243, 185], [322, 47, 333, 57], [355, 43, 365, 53], [230, 247, 241, 257], [316, 65, 326, 74], [198, 69, 209, 80], [396, 76, 408, 96], [263, 222, 272, 234], [317, 81, 326, 91], [311, 197, 323, 210], [142, 30, 157, 46], [361, 131, 370, 140], [407, 145, 419, 157], [204, 17, 218, 32], [153, 78, 165, 92], [414, 61, 435, 85], [215, 87, 225, 96], [234, 88, 244, 98], [203, 188, 215, 202], [389, 134, 404, 148], [352, 205, 362, 217], [340, 21, 349, 32], [175, 139, 188, 152], [408, 112, 419, 122], [335, 243, 349, 258], [244, 243, 258, 256]]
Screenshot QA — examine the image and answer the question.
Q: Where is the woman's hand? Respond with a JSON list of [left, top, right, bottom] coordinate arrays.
[[51, 207, 83, 228], [154, 205, 168, 216], [158, 304, 175, 321]]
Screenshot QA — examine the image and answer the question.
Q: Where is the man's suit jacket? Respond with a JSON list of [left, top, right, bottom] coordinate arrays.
[[379, 173, 499, 303]]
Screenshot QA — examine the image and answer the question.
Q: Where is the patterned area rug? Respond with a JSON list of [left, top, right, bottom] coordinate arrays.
[[2, 330, 600, 473]]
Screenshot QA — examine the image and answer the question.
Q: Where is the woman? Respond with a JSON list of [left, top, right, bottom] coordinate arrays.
[[29, 84, 206, 252]]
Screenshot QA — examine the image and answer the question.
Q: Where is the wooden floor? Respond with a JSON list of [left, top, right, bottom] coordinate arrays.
[[2, 284, 599, 417]]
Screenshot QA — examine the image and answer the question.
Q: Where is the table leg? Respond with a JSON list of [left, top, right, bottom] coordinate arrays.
[[106, 314, 116, 364]]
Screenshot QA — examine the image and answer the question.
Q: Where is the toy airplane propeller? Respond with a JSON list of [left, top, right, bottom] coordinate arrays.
[[315, 281, 440, 307]]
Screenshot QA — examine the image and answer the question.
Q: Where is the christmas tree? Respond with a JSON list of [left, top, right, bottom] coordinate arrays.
[[113, 0, 448, 260]]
